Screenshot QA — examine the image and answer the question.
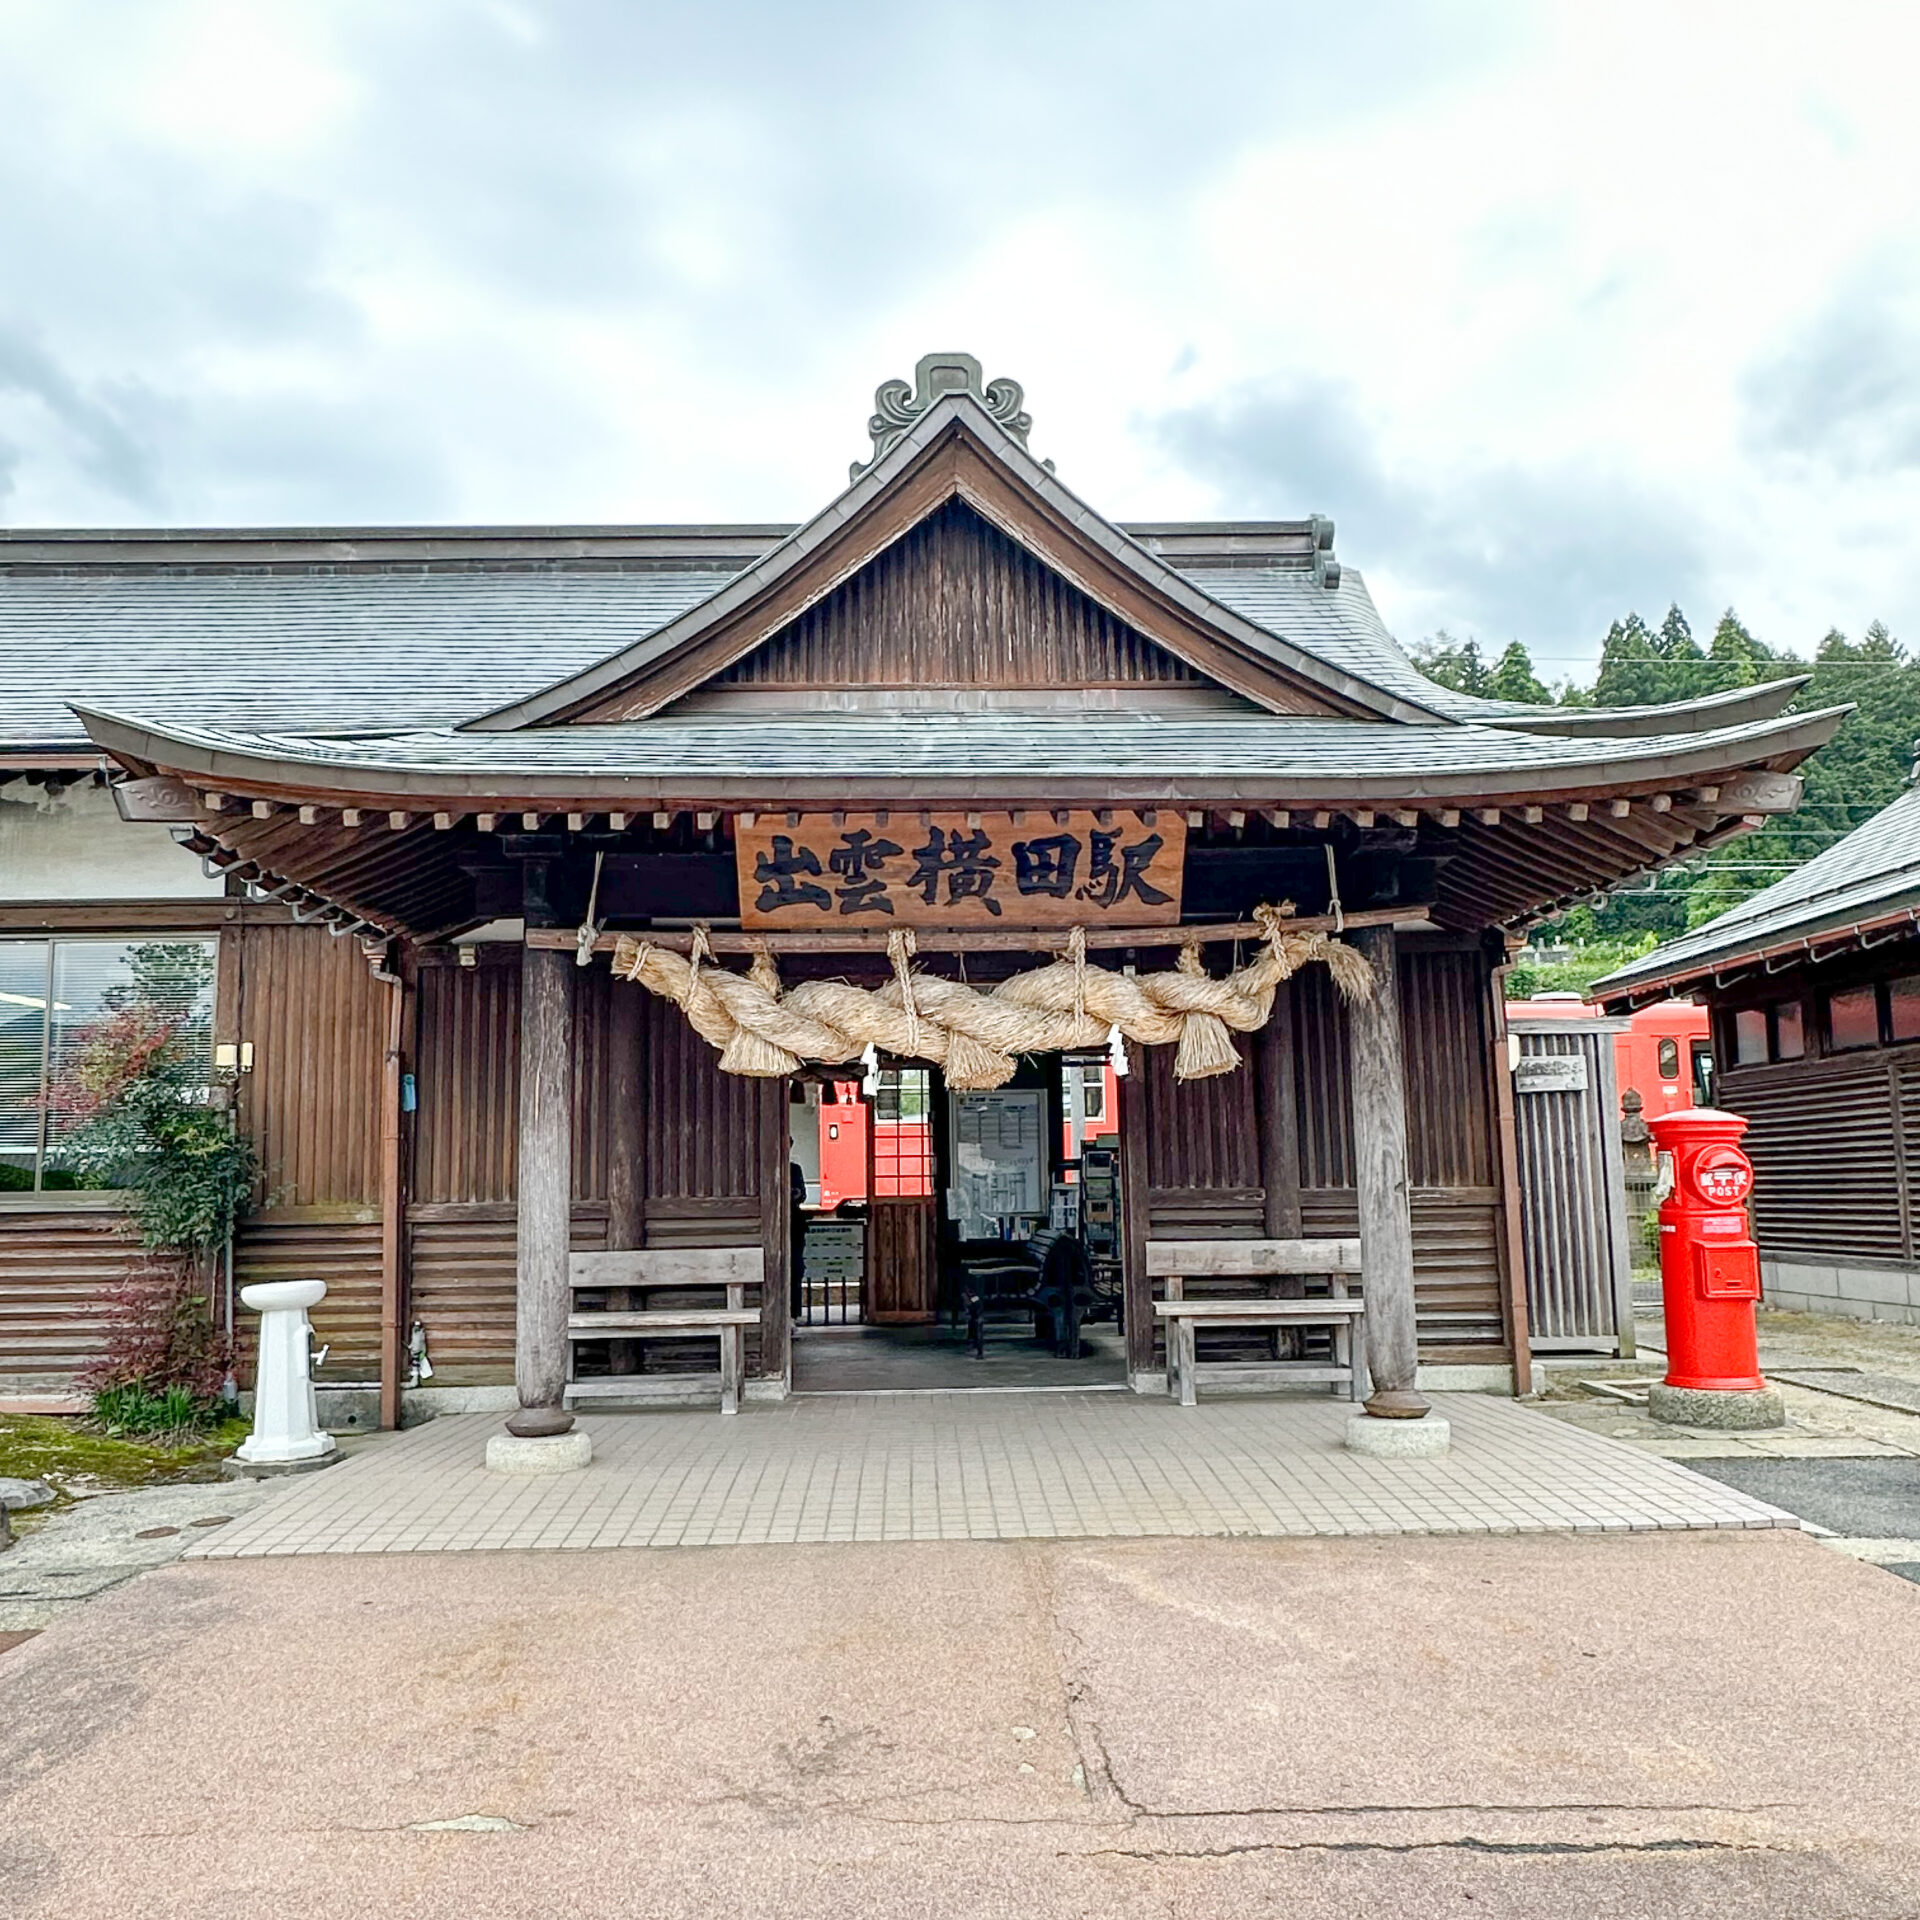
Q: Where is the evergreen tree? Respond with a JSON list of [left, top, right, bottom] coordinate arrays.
[[1486, 639, 1550, 704], [1410, 630, 1492, 696], [1705, 609, 1775, 690], [1593, 612, 1666, 706]]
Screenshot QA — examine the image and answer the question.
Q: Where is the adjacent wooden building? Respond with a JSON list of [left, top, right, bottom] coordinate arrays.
[[2, 354, 1844, 1427], [1595, 781, 1920, 1326]]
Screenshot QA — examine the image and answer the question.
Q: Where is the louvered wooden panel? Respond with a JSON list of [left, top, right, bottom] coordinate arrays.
[[1303, 1189, 1507, 1357], [0, 1210, 137, 1383], [231, 924, 384, 1207], [716, 499, 1204, 690], [1725, 1059, 1907, 1262]]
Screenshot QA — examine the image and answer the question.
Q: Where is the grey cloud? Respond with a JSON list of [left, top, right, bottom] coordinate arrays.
[[0, 322, 163, 508], [1148, 379, 1709, 651], [1741, 276, 1920, 477]]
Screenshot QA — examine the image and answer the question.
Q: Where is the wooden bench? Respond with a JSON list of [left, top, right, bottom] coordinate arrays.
[[565, 1247, 762, 1415], [1148, 1238, 1368, 1407]]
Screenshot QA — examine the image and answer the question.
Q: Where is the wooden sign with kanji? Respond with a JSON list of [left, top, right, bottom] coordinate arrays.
[[734, 810, 1187, 931]]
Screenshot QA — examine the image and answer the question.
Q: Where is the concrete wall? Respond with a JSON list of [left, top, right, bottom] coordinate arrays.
[[0, 781, 223, 901], [1763, 1258, 1920, 1329]]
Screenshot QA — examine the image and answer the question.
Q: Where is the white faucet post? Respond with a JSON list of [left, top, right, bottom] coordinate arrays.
[[236, 1278, 338, 1467]]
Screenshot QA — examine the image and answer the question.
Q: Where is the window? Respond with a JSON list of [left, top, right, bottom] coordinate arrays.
[[1080, 1062, 1106, 1120], [1657, 1038, 1681, 1079], [1828, 985, 1880, 1052], [1890, 976, 1920, 1043], [0, 938, 215, 1194], [1732, 1008, 1769, 1066], [1774, 1000, 1805, 1060]]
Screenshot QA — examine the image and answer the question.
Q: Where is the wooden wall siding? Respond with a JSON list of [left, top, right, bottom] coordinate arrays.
[[1399, 950, 1495, 1189], [1140, 1035, 1261, 1192], [0, 1211, 135, 1383], [715, 498, 1205, 691], [412, 961, 615, 1205], [1723, 1056, 1912, 1265], [640, 990, 770, 1209], [231, 924, 384, 1209], [408, 1204, 613, 1386], [1302, 1191, 1508, 1357], [1133, 945, 1508, 1365], [1290, 971, 1354, 1190], [233, 1214, 383, 1380], [414, 961, 519, 1203]]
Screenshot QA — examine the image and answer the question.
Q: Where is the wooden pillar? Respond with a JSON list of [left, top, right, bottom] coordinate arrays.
[[756, 1078, 792, 1388], [1254, 987, 1303, 1238], [377, 965, 412, 1431], [1345, 924, 1428, 1417], [605, 977, 646, 1375], [1253, 987, 1304, 1351], [509, 943, 575, 1437], [1118, 1060, 1154, 1381]]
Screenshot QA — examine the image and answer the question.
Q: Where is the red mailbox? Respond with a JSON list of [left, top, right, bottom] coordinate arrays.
[[1645, 1107, 1766, 1393]]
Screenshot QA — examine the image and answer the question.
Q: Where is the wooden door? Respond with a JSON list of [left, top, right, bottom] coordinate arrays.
[[863, 1065, 938, 1323], [865, 1198, 939, 1322]]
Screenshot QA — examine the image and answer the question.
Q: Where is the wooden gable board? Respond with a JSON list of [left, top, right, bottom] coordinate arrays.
[[556, 423, 1369, 724], [709, 498, 1208, 696]]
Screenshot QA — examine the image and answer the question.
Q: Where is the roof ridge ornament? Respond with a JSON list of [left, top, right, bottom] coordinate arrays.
[[851, 351, 1052, 480]]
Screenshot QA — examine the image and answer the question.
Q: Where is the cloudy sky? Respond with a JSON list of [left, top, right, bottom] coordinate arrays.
[[2, 0, 1916, 678]]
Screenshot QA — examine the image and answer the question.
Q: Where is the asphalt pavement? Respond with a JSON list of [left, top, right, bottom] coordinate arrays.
[[3, 1527, 1918, 1919]]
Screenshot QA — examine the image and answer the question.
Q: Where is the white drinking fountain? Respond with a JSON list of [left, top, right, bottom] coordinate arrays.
[[235, 1278, 339, 1470]]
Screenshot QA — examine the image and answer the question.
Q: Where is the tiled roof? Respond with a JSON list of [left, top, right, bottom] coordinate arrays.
[[0, 565, 736, 751], [0, 548, 1801, 753], [1593, 782, 1920, 1000], [82, 704, 1850, 802]]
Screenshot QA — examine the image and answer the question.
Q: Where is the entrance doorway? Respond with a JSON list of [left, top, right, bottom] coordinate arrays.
[[787, 1057, 1128, 1391]]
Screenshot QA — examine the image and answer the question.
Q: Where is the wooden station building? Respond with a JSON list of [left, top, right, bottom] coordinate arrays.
[[1, 355, 1845, 1437]]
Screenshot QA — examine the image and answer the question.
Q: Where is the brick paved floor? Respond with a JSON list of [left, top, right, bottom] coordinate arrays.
[[187, 1391, 1796, 1558]]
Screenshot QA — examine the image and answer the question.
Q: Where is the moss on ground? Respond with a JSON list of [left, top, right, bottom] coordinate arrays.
[[0, 1414, 250, 1497]]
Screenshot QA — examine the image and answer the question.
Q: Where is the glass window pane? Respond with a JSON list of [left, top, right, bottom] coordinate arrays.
[[1657, 1038, 1680, 1078], [0, 941, 49, 1190], [1890, 977, 1920, 1043], [1828, 986, 1880, 1052], [42, 940, 216, 1190], [1775, 1000, 1805, 1059], [1733, 1008, 1769, 1065]]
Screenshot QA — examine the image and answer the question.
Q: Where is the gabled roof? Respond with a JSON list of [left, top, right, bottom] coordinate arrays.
[[1593, 781, 1920, 1006], [465, 394, 1455, 728]]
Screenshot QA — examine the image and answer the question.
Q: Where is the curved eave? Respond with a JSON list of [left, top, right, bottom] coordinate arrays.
[[1475, 677, 1811, 737], [462, 397, 1456, 733], [74, 702, 1850, 811]]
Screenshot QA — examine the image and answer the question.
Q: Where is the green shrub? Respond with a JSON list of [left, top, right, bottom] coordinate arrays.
[[91, 1381, 218, 1441]]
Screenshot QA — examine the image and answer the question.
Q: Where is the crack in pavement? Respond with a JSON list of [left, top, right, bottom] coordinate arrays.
[[1081, 1835, 1772, 1861]]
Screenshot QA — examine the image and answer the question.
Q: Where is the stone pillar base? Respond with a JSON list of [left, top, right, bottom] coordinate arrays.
[[1648, 1383, 1785, 1430], [1346, 1413, 1451, 1458], [485, 1430, 594, 1476]]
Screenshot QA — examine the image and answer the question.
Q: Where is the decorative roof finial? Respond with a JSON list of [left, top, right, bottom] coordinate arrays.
[[851, 352, 1047, 480]]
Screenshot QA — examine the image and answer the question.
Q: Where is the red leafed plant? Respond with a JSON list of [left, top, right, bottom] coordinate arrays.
[[45, 944, 253, 1420]]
